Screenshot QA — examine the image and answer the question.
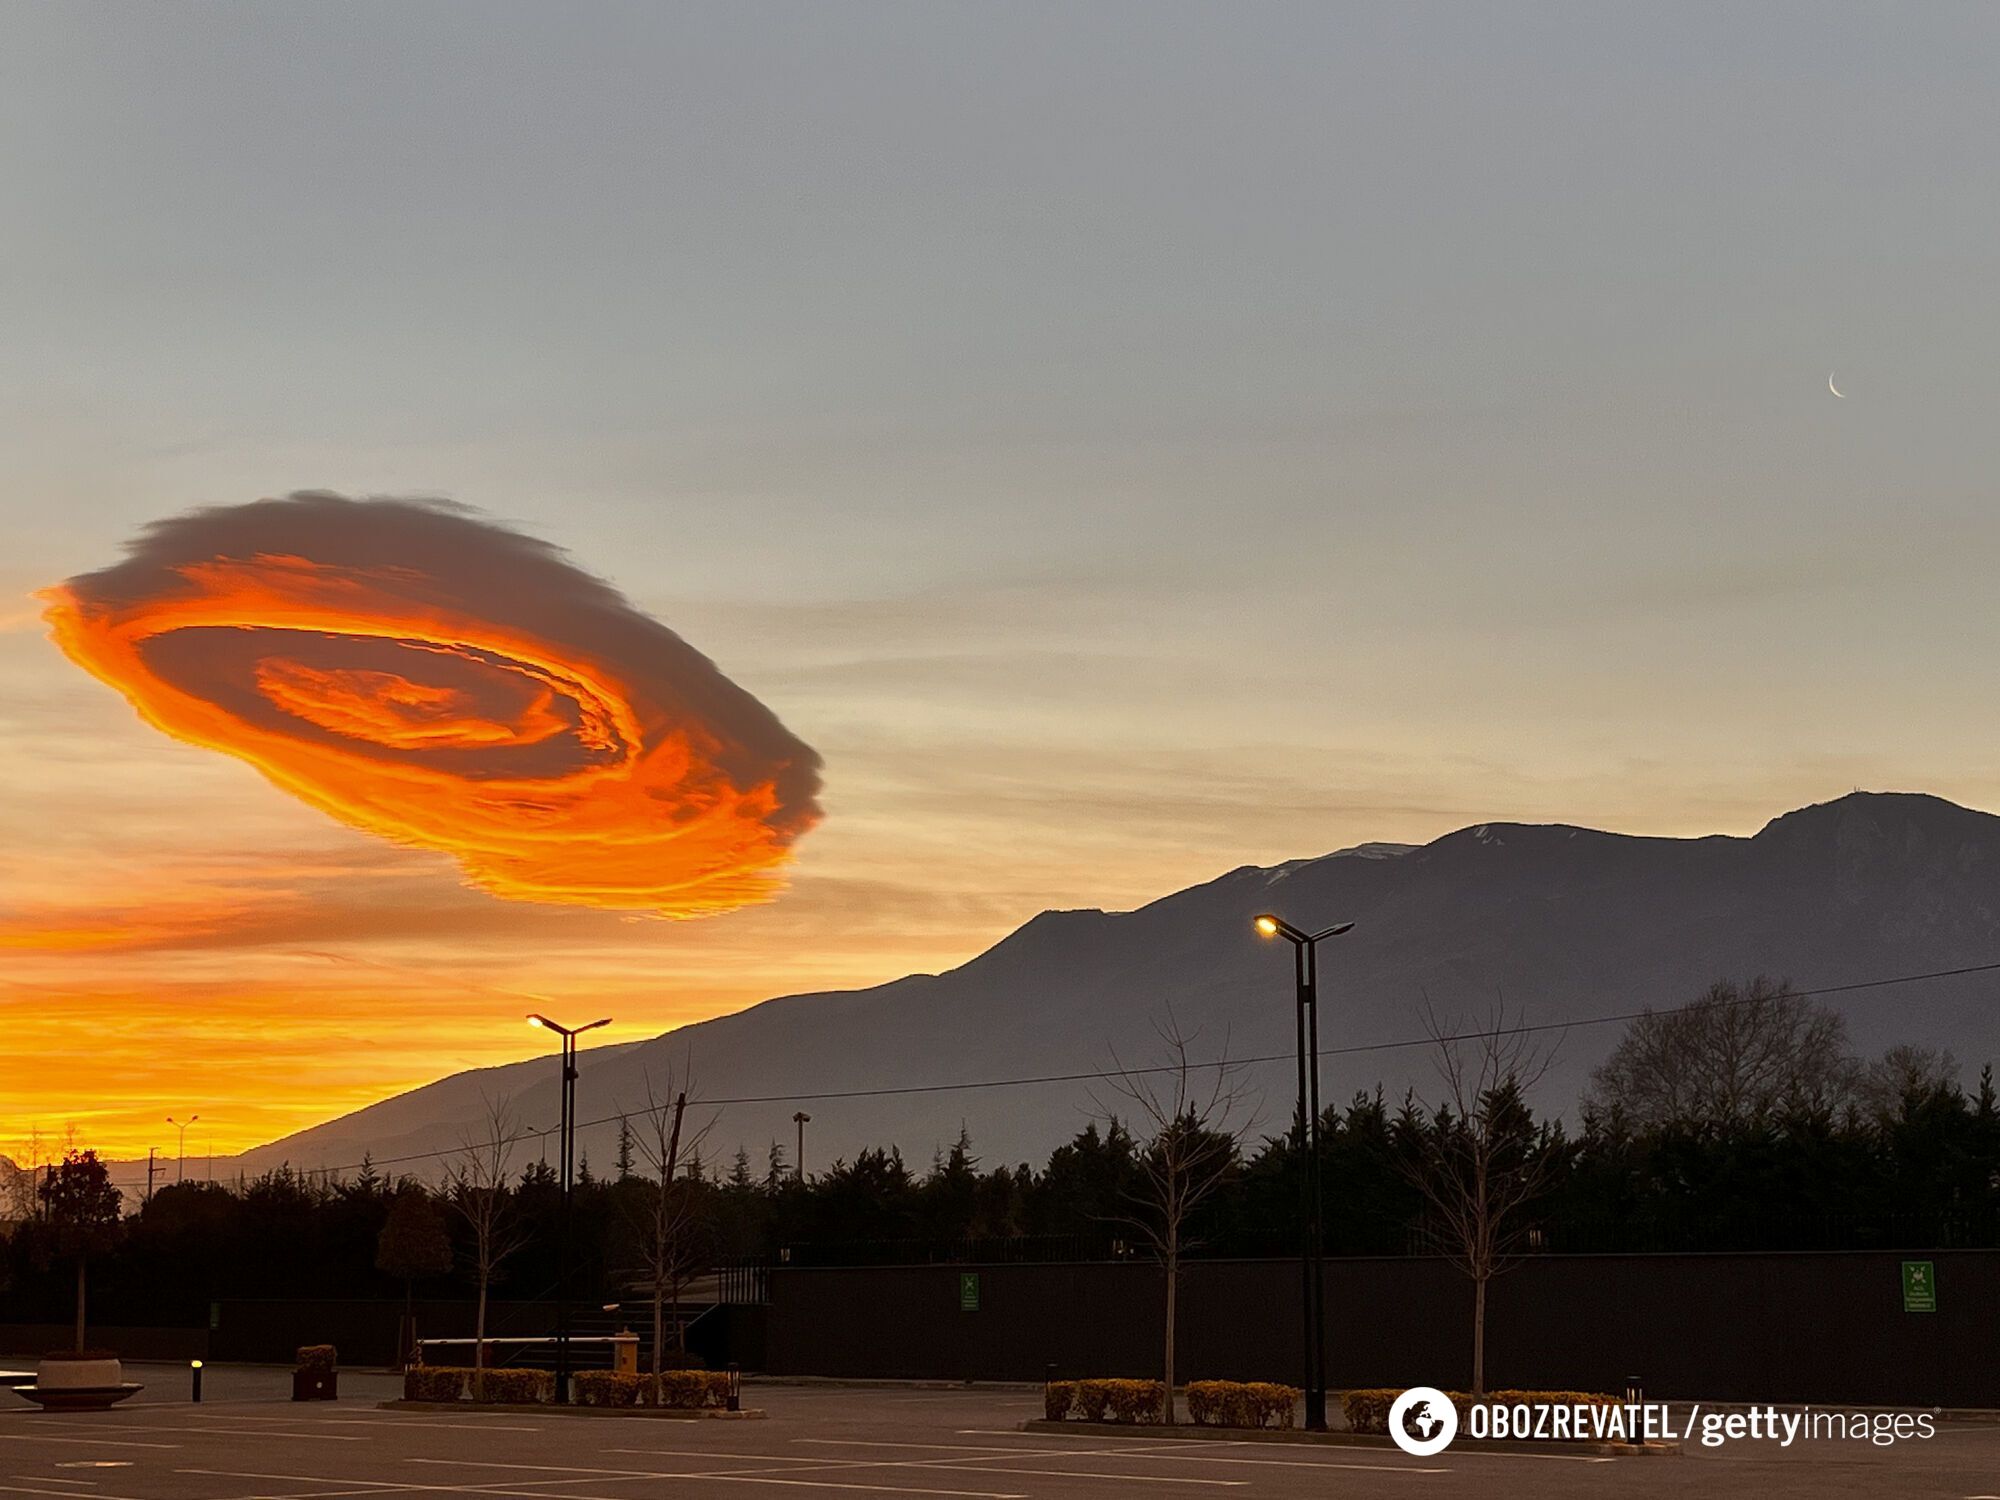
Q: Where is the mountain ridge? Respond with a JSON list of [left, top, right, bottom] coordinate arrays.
[[121, 790, 2000, 1184]]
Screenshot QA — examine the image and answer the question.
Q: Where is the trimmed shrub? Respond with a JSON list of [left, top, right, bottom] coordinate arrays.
[[1245, 1383, 1299, 1429], [1185, 1380, 1298, 1429], [1342, 1388, 1617, 1440], [1044, 1381, 1077, 1421], [1069, 1378, 1165, 1424], [575, 1371, 646, 1407], [404, 1366, 468, 1402], [296, 1344, 338, 1372], [1186, 1381, 1244, 1428], [654, 1369, 732, 1409], [1073, 1380, 1111, 1422], [477, 1368, 554, 1405]]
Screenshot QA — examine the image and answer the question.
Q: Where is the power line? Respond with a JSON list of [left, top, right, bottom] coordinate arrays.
[[102, 955, 2000, 1190]]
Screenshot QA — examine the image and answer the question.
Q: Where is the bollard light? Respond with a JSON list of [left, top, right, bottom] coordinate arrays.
[[190, 1359, 204, 1403], [1624, 1375, 1643, 1407], [727, 1363, 741, 1413]]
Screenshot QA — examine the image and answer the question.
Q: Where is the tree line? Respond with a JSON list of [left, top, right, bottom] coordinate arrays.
[[4, 976, 1995, 1393]]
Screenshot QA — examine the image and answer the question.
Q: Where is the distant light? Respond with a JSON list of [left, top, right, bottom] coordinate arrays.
[[1254, 916, 1279, 936], [527, 1016, 544, 1028], [189, 1359, 203, 1369]]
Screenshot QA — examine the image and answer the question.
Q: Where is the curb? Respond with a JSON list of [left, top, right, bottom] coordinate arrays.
[[1019, 1419, 1678, 1457], [379, 1400, 766, 1420], [745, 1376, 1043, 1392]]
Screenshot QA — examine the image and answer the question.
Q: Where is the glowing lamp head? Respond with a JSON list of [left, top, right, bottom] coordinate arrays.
[[527, 1015, 545, 1029], [1254, 915, 1280, 937], [190, 1359, 203, 1369]]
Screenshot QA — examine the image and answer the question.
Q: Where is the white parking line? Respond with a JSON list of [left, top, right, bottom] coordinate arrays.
[[411, 1457, 1029, 1500], [175, 1470, 452, 1500], [790, 1439, 1445, 1477], [288, 1420, 545, 1434], [149, 1411, 544, 1435], [604, 1447, 1246, 1489], [0, 1438, 176, 1453], [189, 1431, 367, 1442]]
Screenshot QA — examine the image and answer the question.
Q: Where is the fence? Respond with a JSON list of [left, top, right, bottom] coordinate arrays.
[[761, 1248, 2000, 1407]]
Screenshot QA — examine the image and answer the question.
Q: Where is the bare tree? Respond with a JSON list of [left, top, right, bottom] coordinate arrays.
[[1583, 977, 1856, 1128], [1096, 1014, 1251, 1425], [1856, 1044, 1960, 1122], [444, 1095, 530, 1401], [621, 1068, 715, 1394], [3, 1128, 46, 1223], [1398, 1000, 1561, 1396]]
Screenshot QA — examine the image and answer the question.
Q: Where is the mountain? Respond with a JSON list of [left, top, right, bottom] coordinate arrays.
[[194, 791, 2000, 1182]]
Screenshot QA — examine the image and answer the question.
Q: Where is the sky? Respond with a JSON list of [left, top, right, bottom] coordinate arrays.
[[6, 3, 2000, 1163]]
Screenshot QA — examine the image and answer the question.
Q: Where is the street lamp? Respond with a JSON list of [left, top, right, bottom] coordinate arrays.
[[793, 1112, 811, 1181], [1253, 912, 1353, 1431], [167, 1115, 199, 1183], [526, 1013, 611, 1405]]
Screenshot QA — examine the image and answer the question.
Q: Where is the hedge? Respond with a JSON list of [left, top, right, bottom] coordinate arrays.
[[1342, 1389, 1618, 1440], [477, 1368, 554, 1404], [404, 1366, 467, 1402], [402, 1366, 552, 1404], [573, 1370, 734, 1409], [575, 1371, 646, 1407], [1048, 1378, 1167, 1424], [296, 1345, 338, 1372], [1185, 1381, 1299, 1430], [657, 1370, 732, 1408]]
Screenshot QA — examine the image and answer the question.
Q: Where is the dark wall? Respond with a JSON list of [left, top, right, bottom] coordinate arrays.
[[0, 1324, 208, 1361], [766, 1251, 2000, 1407]]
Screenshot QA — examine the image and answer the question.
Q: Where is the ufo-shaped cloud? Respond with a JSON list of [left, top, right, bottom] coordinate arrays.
[[42, 493, 822, 915]]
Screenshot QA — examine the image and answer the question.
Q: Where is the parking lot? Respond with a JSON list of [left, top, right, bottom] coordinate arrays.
[[3, 1367, 1997, 1500]]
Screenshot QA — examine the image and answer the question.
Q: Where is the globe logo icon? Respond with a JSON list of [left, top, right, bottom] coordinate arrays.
[[1388, 1386, 1459, 1456]]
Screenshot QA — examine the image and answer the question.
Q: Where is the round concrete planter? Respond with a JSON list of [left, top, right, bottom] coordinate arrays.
[[8, 1353, 143, 1411]]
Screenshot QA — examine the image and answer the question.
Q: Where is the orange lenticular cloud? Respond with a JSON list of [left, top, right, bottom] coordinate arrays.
[[40, 492, 823, 915]]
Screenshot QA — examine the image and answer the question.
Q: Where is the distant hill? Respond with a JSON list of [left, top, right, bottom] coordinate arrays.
[[163, 792, 2000, 1184]]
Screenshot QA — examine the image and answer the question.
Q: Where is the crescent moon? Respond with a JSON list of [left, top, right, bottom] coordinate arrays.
[[1829, 372, 1845, 398]]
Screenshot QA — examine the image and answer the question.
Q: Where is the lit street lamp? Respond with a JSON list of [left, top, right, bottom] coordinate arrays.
[[527, 1013, 611, 1405], [1253, 912, 1353, 1431], [167, 1114, 199, 1183]]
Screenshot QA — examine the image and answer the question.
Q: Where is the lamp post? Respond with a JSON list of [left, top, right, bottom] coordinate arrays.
[[1253, 912, 1353, 1432], [167, 1115, 199, 1182], [527, 1013, 611, 1405], [793, 1112, 810, 1181]]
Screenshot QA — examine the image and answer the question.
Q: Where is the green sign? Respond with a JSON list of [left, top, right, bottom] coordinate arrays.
[[958, 1272, 980, 1312], [1902, 1260, 1937, 1313]]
